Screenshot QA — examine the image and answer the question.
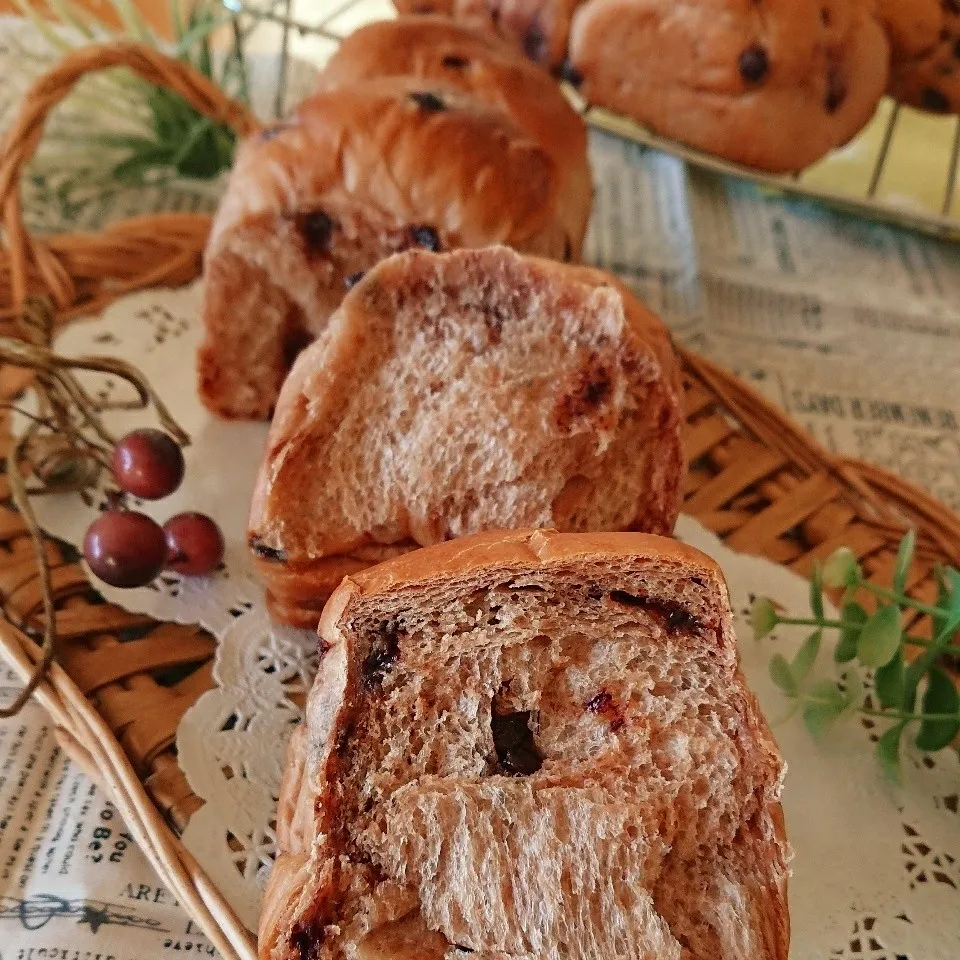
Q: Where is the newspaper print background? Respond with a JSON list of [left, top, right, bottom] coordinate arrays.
[[587, 138, 960, 511], [3, 9, 960, 960]]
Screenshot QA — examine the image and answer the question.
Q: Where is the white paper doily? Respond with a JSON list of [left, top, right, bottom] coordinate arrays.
[[24, 284, 960, 957]]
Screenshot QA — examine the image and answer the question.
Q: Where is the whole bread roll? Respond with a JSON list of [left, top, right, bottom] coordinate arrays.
[[259, 529, 790, 960], [247, 246, 684, 626], [318, 16, 591, 248], [199, 72, 587, 420], [568, 0, 890, 173], [878, 0, 960, 113], [399, 0, 891, 172]]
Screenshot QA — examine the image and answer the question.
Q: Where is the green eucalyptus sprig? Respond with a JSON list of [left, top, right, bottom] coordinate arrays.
[[750, 531, 960, 781]]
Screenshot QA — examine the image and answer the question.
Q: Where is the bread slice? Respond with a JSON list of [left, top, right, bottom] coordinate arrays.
[[260, 529, 789, 960], [317, 16, 592, 251], [199, 76, 581, 420], [247, 246, 684, 626]]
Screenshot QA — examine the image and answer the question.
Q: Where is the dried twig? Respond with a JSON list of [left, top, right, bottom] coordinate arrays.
[[0, 298, 188, 717]]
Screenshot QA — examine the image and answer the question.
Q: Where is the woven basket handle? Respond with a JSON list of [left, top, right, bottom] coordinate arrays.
[[0, 40, 260, 312]]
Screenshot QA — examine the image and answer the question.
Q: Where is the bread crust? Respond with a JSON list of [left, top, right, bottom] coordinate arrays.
[[261, 529, 789, 960], [199, 71, 584, 419], [248, 247, 684, 625], [318, 16, 592, 249], [878, 0, 960, 113], [394, 0, 585, 69]]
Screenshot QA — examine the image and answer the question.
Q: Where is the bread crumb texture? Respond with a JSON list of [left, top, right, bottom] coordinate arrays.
[[260, 531, 789, 960], [248, 247, 684, 626]]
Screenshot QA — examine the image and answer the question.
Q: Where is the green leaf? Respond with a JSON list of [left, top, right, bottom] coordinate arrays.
[[222, 19, 250, 104], [934, 565, 949, 607], [893, 530, 916, 596], [197, 24, 213, 79], [171, 117, 216, 174], [943, 568, 960, 621], [876, 721, 906, 782], [213, 123, 238, 167], [835, 601, 867, 663], [857, 605, 902, 669], [874, 649, 906, 709], [769, 654, 798, 696], [822, 547, 861, 589], [174, 12, 226, 60], [915, 668, 960, 752], [750, 597, 779, 640], [802, 680, 846, 738], [810, 563, 825, 620], [903, 570, 960, 704], [149, 87, 194, 143], [932, 565, 960, 630], [810, 679, 845, 706], [108, 157, 162, 183], [171, 0, 186, 40], [183, 122, 234, 179], [70, 132, 160, 152], [791, 630, 822, 682], [109, 150, 173, 184], [803, 701, 842, 739]]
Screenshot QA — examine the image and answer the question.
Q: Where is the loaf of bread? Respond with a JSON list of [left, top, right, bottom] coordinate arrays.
[[259, 529, 790, 960], [318, 16, 591, 246], [879, 0, 960, 113], [199, 53, 590, 420], [398, 0, 891, 172], [247, 246, 684, 626]]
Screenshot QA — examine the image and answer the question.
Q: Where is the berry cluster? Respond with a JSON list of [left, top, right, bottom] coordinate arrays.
[[82, 429, 224, 589]]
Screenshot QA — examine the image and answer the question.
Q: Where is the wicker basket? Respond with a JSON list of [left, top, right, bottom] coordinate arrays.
[[1, 42, 959, 960]]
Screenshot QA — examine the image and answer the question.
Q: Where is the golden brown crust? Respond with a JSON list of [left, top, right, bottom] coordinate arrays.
[[199, 72, 582, 419], [394, 0, 584, 69], [257, 543, 421, 629], [318, 16, 592, 252], [207, 79, 562, 257], [262, 591, 356, 960], [568, 0, 889, 172], [879, 0, 960, 112], [248, 247, 685, 626], [263, 530, 789, 960], [345, 527, 723, 599], [261, 725, 323, 957], [767, 803, 792, 956]]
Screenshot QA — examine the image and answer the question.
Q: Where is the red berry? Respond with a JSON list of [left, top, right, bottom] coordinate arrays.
[[164, 512, 225, 576], [83, 511, 167, 588], [112, 429, 185, 500]]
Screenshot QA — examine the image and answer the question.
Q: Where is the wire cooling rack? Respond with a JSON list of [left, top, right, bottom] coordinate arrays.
[[230, 0, 960, 242]]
